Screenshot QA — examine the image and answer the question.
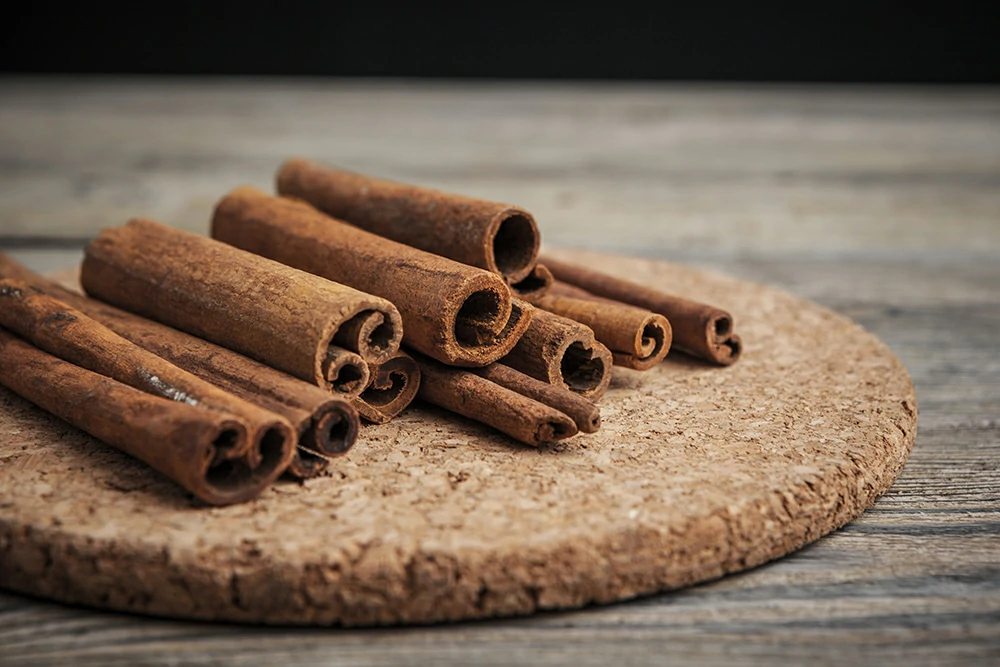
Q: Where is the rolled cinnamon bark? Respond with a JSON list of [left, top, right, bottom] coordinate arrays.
[[541, 256, 743, 365], [277, 158, 541, 284], [81, 219, 402, 389], [212, 187, 533, 367], [0, 253, 360, 478], [531, 288, 672, 371], [353, 351, 421, 424], [474, 364, 601, 434], [501, 307, 614, 401], [510, 263, 554, 299], [0, 329, 277, 505], [0, 278, 297, 474], [412, 353, 577, 446]]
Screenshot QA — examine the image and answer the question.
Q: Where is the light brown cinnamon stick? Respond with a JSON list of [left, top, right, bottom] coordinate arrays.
[[81, 219, 402, 389], [412, 353, 577, 446], [277, 158, 541, 284], [0, 253, 360, 478], [0, 278, 297, 472], [473, 363, 601, 434], [541, 256, 743, 365], [501, 307, 614, 401], [531, 288, 672, 370], [352, 351, 421, 424], [211, 187, 533, 367], [0, 328, 275, 505]]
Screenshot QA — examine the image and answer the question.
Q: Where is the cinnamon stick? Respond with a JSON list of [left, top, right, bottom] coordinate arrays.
[[412, 353, 577, 446], [352, 351, 421, 424], [211, 187, 533, 367], [0, 329, 276, 505], [531, 288, 672, 371], [541, 256, 743, 365], [0, 253, 360, 478], [277, 158, 541, 284], [501, 307, 614, 401], [510, 263, 554, 299], [0, 278, 297, 472], [473, 364, 601, 434], [81, 218, 401, 389]]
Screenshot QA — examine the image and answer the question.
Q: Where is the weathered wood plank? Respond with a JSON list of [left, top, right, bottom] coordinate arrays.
[[1, 80, 998, 258]]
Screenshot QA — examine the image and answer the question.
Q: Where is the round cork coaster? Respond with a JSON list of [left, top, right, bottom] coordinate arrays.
[[0, 250, 917, 626]]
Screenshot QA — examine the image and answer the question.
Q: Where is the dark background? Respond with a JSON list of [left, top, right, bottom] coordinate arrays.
[[3, 3, 998, 82]]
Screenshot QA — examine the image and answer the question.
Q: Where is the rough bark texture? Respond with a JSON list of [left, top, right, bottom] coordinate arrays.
[[0, 253, 360, 478], [277, 158, 541, 284], [474, 363, 601, 433], [542, 256, 742, 365], [353, 351, 421, 425], [81, 219, 403, 388], [211, 187, 533, 367], [413, 353, 577, 446], [501, 307, 614, 401]]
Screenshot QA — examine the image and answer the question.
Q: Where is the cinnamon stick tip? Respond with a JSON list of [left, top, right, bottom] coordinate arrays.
[[487, 206, 540, 283]]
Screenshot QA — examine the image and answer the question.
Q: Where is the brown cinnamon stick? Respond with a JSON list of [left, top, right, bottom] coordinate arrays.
[[0, 253, 360, 478], [473, 363, 601, 433], [501, 307, 614, 401], [277, 158, 541, 284], [412, 353, 577, 446], [510, 263, 554, 299], [0, 329, 276, 505], [81, 219, 402, 389], [352, 351, 421, 424], [530, 288, 672, 371], [211, 187, 533, 367], [0, 278, 297, 472], [541, 256, 743, 365]]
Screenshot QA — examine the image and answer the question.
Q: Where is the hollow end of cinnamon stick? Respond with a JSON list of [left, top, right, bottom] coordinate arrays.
[[448, 288, 534, 367], [322, 346, 370, 396], [332, 308, 402, 366], [353, 351, 421, 424], [304, 400, 360, 456], [502, 309, 613, 401], [486, 208, 541, 284], [510, 263, 554, 299]]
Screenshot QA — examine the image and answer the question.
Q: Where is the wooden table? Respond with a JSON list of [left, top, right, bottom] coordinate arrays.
[[1, 80, 998, 666]]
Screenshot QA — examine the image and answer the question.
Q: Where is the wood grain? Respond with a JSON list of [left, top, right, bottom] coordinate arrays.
[[1, 80, 998, 665]]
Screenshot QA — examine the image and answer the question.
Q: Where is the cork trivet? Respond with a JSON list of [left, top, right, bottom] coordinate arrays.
[[0, 250, 917, 626]]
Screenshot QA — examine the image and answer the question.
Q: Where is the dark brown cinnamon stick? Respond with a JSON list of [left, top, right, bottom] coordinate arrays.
[[353, 351, 421, 424], [0, 253, 360, 478], [541, 256, 743, 365], [277, 158, 541, 284], [530, 288, 672, 371], [510, 263, 554, 299], [211, 187, 533, 367], [473, 363, 601, 433], [501, 307, 614, 401], [0, 328, 276, 505], [412, 353, 577, 446], [0, 278, 297, 473], [81, 219, 402, 389]]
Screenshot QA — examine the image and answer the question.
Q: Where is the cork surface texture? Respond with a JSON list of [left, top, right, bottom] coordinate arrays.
[[0, 250, 918, 626]]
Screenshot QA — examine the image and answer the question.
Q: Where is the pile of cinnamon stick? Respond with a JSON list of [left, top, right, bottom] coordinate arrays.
[[0, 159, 740, 505]]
